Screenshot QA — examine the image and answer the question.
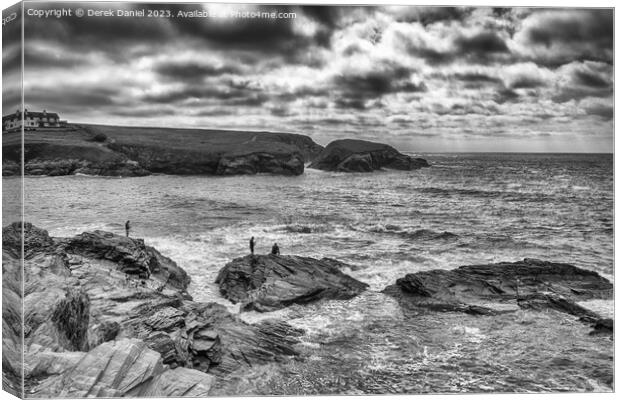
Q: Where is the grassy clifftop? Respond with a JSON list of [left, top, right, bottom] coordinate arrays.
[[2, 124, 324, 177]]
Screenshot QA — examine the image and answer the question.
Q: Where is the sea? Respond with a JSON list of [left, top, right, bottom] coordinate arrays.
[[2, 153, 614, 394]]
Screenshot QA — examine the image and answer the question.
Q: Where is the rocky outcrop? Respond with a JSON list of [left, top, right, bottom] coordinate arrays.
[[2, 140, 150, 177], [215, 151, 304, 176], [384, 258, 613, 329], [3, 222, 303, 397], [309, 139, 429, 172], [25, 339, 216, 398], [2, 242, 23, 396], [60, 230, 190, 287], [215, 254, 369, 312], [3, 124, 323, 177]]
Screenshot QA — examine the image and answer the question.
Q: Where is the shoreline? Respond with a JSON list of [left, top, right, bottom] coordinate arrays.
[[3, 222, 613, 395]]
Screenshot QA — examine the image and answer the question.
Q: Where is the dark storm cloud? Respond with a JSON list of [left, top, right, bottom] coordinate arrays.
[[456, 31, 509, 54], [142, 85, 268, 107], [22, 3, 335, 64], [331, 61, 426, 109], [552, 86, 612, 103], [573, 68, 612, 88], [452, 72, 503, 89], [525, 9, 612, 47], [24, 3, 174, 50], [493, 88, 520, 104], [111, 108, 176, 118], [26, 86, 121, 111], [401, 30, 510, 66], [509, 75, 546, 89], [168, 4, 337, 55], [583, 104, 613, 120], [334, 98, 367, 110], [454, 72, 501, 84], [552, 62, 613, 103], [396, 7, 472, 25], [24, 47, 90, 69], [154, 62, 241, 82], [519, 9, 613, 65]]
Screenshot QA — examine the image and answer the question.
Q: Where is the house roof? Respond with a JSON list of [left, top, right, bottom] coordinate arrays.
[[3, 111, 60, 121]]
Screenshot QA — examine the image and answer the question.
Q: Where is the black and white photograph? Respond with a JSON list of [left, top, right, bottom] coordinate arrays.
[[1, 1, 615, 398]]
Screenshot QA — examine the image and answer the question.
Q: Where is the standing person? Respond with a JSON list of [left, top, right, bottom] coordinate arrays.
[[125, 220, 131, 237], [271, 242, 280, 256], [250, 236, 256, 255]]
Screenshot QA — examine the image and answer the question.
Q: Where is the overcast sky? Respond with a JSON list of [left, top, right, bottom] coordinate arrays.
[[2, 3, 614, 152]]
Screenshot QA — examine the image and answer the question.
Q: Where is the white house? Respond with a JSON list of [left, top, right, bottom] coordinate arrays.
[[2, 109, 63, 133]]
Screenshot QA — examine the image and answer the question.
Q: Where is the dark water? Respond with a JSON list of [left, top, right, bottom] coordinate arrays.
[[3, 153, 614, 393]]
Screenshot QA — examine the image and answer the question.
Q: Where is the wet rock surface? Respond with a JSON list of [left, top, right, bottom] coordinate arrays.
[[309, 139, 429, 172], [384, 258, 613, 331], [3, 222, 303, 397], [215, 254, 369, 312]]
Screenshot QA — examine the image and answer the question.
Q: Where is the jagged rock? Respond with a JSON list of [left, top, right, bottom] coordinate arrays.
[[144, 307, 186, 331], [3, 221, 55, 258], [61, 231, 154, 278], [145, 246, 191, 290], [309, 139, 429, 172], [215, 254, 369, 312], [134, 367, 215, 397], [88, 321, 120, 348], [215, 151, 304, 176], [517, 292, 601, 320], [384, 259, 613, 328], [2, 254, 23, 397], [27, 339, 215, 398], [145, 332, 186, 366], [6, 223, 302, 395], [50, 289, 90, 351], [182, 302, 303, 376], [588, 318, 613, 335], [60, 230, 190, 290]]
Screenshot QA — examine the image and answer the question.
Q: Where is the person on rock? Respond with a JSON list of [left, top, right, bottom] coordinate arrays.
[[271, 242, 280, 256], [250, 236, 256, 255], [125, 220, 131, 237]]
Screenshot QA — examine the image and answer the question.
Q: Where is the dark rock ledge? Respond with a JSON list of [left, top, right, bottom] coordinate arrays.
[[2, 222, 304, 398], [215, 254, 369, 312], [383, 258, 613, 334]]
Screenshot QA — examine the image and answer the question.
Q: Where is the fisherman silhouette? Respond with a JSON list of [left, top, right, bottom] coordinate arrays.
[[271, 242, 280, 256], [125, 220, 131, 237], [250, 236, 256, 255]]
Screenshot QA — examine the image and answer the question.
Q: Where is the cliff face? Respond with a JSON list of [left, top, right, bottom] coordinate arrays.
[[2, 124, 321, 177], [308, 139, 429, 172]]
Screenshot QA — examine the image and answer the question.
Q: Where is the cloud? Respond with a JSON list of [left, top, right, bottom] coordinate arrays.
[[514, 9, 613, 66], [154, 61, 241, 82], [13, 5, 613, 152], [454, 31, 509, 55], [552, 61, 613, 102]]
